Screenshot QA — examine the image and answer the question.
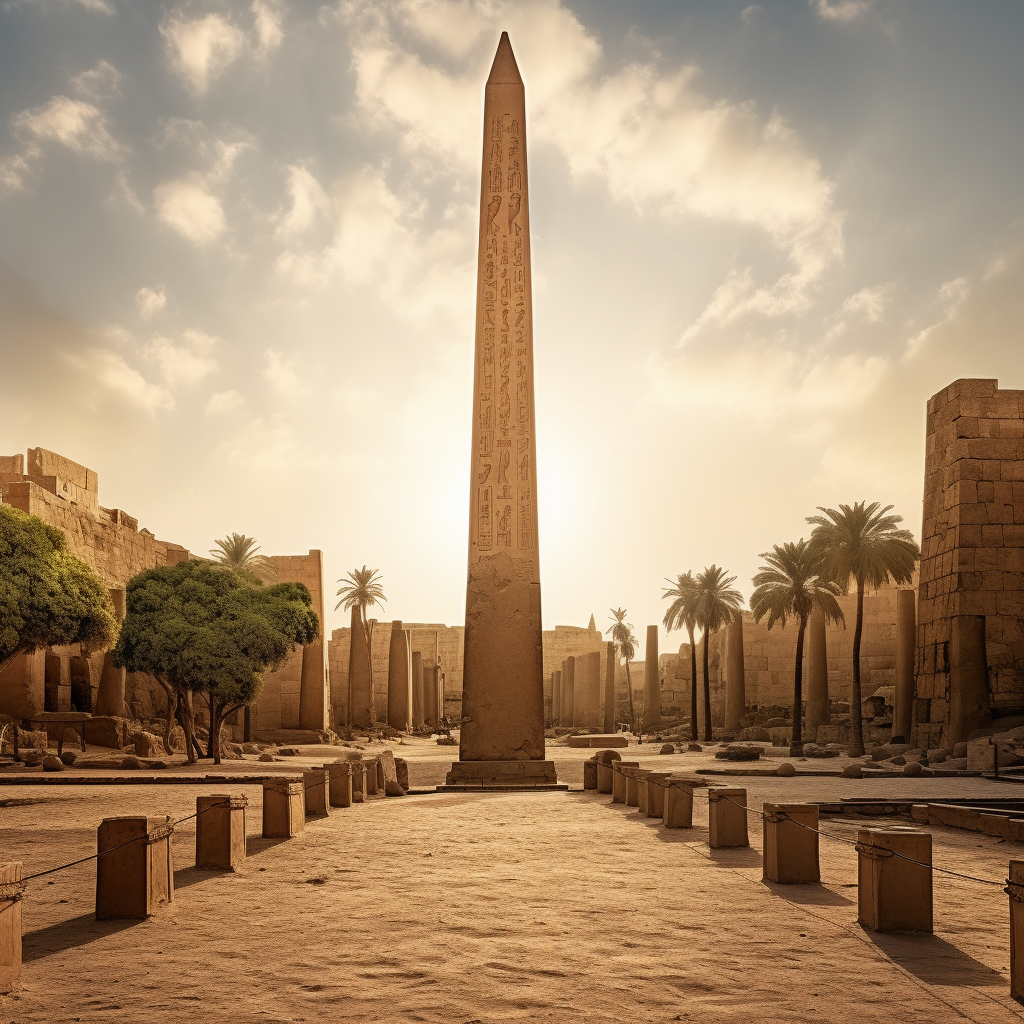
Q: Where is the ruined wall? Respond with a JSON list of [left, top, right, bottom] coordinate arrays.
[[915, 379, 1024, 750]]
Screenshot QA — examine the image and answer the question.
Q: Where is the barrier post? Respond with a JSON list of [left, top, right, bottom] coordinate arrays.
[[1010, 859, 1024, 1004], [0, 864, 24, 994], [611, 761, 638, 804], [763, 803, 820, 883], [351, 761, 366, 803], [196, 795, 247, 871], [583, 757, 598, 791], [262, 779, 305, 838], [303, 768, 330, 817], [857, 826, 932, 932], [96, 815, 174, 919], [364, 759, 379, 797], [708, 788, 749, 848], [645, 773, 673, 818], [326, 761, 353, 808]]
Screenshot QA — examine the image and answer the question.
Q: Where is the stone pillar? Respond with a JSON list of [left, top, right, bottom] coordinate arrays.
[[1010, 859, 1024, 1004], [894, 590, 916, 742], [645, 772, 672, 817], [387, 620, 413, 732], [857, 826, 932, 932], [94, 654, 126, 718], [326, 761, 353, 807], [262, 779, 304, 837], [948, 615, 991, 747], [0, 864, 23, 994], [708, 788, 749, 848], [563, 657, 576, 726], [583, 758, 597, 790], [763, 803, 820, 883], [348, 606, 373, 728], [303, 768, 329, 817], [423, 665, 440, 730], [806, 605, 829, 742], [725, 616, 745, 732], [576, 652, 601, 728], [96, 816, 174, 919], [604, 641, 617, 734], [298, 551, 328, 731], [664, 779, 695, 829], [411, 651, 424, 729], [195, 795, 247, 871], [644, 625, 661, 731], [552, 670, 561, 727]]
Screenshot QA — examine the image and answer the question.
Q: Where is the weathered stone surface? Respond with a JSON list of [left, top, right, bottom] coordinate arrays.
[[387, 621, 412, 732], [776, 763, 797, 777], [347, 605, 373, 729], [566, 734, 627, 748], [41, 754, 64, 772], [643, 626, 660, 730], [715, 745, 762, 762], [724, 616, 745, 732], [442, 760, 561, 790], [130, 731, 164, 757]]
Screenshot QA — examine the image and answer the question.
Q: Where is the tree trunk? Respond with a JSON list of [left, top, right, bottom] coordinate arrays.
[[624, 657, 636, 734], [688, 626, 698, 742], [157, 679, 178, 757], [211, 698, 221, 766], [214, 703, 242, 766], [180, 690, 198, 765], [849, 576, 866, 757], [791, 613, 807, 756], [702, 631, 713, 742], [205, 689, 215, 758]]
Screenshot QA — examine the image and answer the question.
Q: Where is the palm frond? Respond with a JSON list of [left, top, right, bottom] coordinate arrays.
[[335, 565, 387, 613]]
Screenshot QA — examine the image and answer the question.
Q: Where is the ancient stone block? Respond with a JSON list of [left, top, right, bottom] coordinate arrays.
[[195, 795, 247, 871], [663, 779, 696, 829], [325, 761, 353, 807], [858, 827, 932, 933], [96, 816, 174, 919], [708, 788, 749, 848], [0, 864, 23, 994], [262, 779, 304, 837], [763, 803, 820, 884]]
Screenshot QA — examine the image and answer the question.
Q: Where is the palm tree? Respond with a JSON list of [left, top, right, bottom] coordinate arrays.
[[606, 608, 638, 734], [336, 566, 387, 726], [662, 572, 700, 742], [209, 533, 276, 585], [807, 502, 920, 756], [693, 565, 744, 742], [750, 540, 845, 755]]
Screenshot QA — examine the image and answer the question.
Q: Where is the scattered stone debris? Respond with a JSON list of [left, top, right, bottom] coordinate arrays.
[[776, 762, 797, 777], [41, 754, 64, 772], [715, 744, 762, 762], [659, 743, 674, 755]]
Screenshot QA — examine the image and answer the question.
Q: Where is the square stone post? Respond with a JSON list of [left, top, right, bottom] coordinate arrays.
[[1009, 859, 1024, 1004], [303, 768, 329, 817], [195, 794, 247, 871], [604, 641, 617, 734], [636, 770, 652, 813], [611, 761, 638, 804], [664, 779, 696, 829], [364, 758, 379, 796], [625, 767, 642, 807], [708, 788, 749, 848], [763, 803, 820, 883], [350, 761, 366, 802], [262, 779, 305, 837], [645, 772, 672, 818], [583, 757, 597, 790], [596, 750, 620, 794], [326, 761, 353, 807], [96, 815, 174, 919], [857, 827, 932, 932], [0, 864, 24, 994]]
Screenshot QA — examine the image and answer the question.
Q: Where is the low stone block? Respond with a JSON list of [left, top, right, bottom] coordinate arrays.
[[262, 779, 304, 837], [857, 827, 932, 933], [351, 762, 366, 802], [96, 815, 174, 919], [583, 759, 598, 790], [325, 762, 352, 808], [0, 864, 23, 994], [645, 772, 672, 818], [195, 795, 247, 871], [303, 769, 329, 817], [763, 803, 820, 883], [566, 735, 628, 748], [363, 759, 379, 796], [708, 787, 749, 849], [664, 779, 696, 829]]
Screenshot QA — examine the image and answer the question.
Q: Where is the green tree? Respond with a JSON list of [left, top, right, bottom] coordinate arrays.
[[750, 540, 845, 755], [209, 533, 277, 585], [0, 505, 117, 675], [606, 608, 638, 733], [113, 560, 319, 764], [806, 501, 920, 756], [662, 571, 701, 742], [693, 565, 744, 742], [335, 566, 387, 726]]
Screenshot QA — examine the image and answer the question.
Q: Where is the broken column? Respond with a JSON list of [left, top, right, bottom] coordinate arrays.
[[262, 778, 305, 837], [303, 768, 329, 817], [763, 802, 820, 883], [708, 788, 749, 848], [857, 826, 932, 932], [644, 625, 661, 731], [326, 761, 353, 807], [806, 605, 829, 742], [387, 620, 413, 732], [552, 669, 561, 727], [576, 651, 602, 728], [0, 863, 23, 994], [664, 778, 696, 829], [948, 615, 991, 747], [604, 640, 617, 733], [423, 664, 440, 730], [725, 616, 746, 732], [96, 815, 174, 919], [195, 794, 247, 871], [894, 590, 916, 741], [363, 758, 379, 797], [411, 651, 424, 729]]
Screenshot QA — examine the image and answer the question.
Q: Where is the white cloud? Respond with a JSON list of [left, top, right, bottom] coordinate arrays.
[[263, 347, 307, 399], [19, 0, 115, 12], [811, 0, 875, 23], [71, 60, 123, 100], [10, 95, 120, 160], [276, 165, 330, 237], [206, 389, 244, 415], [153, 177, 227, 243], [841, 284, 892, 323], [218, 415, 299, 469], [135, 286, 167, 320], [64, 347, 173, 413], [252, 0, 284, 53], [161, 12, 246, 94], [146, 328, 218, 386]]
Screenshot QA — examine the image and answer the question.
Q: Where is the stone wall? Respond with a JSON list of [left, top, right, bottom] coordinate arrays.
[[914, 378, 1024, 750]]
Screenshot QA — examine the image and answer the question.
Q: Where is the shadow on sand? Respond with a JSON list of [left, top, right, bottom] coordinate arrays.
[[760, 878, 855, 906], [865, 930, 1006, 986], [23, 913, 137, 962]]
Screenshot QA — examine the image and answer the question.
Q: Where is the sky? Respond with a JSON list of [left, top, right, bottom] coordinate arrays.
[[1, 0, 1023, 655]]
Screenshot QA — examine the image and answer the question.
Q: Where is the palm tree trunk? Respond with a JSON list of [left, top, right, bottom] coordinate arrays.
[[702, 631, 712, 742], [849, 576, 866, 757], [791, 613, 807, 756], [624, 657, 636, 734], [687, 626, 698, 742]]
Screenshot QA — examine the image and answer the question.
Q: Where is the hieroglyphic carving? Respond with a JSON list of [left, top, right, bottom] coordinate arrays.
[[518, 485, 532, 549], [496, 504, 512, 547], [478, 486, 493, 550]]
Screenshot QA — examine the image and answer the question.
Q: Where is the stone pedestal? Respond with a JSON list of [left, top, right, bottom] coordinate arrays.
[[708, 788, 749, 848], [894, 591, 916, 740], [645, 772, 672, 818], [763, 803, 820, 883], [857, 827, 932, 932], [0, 864, 23, 994], [262, 779, 304, 837], [326, 761, 353, 807], [611, 760, 639, 803], [725, 617, 746, 732], [644, 626, 661, 730], [439, 760, 565, 791], [664, 779, 696, 829], [583, 758, 597, 790], [303, 768, 329, 816], [806, 606, 829, 741], [596, 749, 621, 794], [96, 815, 174, 919], [196, 794, 247, 871], [625, 768, 642, 807], [1010, 859, 1024, 1004]]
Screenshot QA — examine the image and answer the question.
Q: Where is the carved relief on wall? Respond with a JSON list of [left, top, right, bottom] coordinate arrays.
[[478, 485, 493, 550], [496, 504, 512, 547], [518, 485, 532, 549]]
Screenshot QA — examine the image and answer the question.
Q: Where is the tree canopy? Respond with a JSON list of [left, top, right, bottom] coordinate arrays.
[[0, 504, 117, 674], [209, 532, 277, 585]]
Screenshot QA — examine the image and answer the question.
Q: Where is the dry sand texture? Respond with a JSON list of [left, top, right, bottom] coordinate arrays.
[[2, 738, 1023, 1023]]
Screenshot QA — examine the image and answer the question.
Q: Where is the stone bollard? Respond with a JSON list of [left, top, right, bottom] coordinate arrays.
[[1010, 860, 1024, 1003], [625, 768, 644, 808], [326, 761, 353, 808], [303, 768, 330, 817], [596, 749, 621, 794], [351, 761, 366, 803], [364, 759, 379, 797], [635, 771, 653, 813], [612, 761, 639, 804], [645, 772, 673, 818], [262, 778, 305, 838], [708, 788, 749, 849], [664, 779, 696, 829], [857, 827, 932, 933], [96, 815, 174, 919], [583, 757, 598, 791], [763, 802, 820, 883], [0, 864, 24, 993], [195, 794, 247, 871]]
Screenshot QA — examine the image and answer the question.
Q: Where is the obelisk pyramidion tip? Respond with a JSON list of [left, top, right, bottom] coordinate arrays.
[[486, 31, 522, 86]]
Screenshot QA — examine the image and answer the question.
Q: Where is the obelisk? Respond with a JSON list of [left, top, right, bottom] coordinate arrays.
[[444, 32, 560, 789]]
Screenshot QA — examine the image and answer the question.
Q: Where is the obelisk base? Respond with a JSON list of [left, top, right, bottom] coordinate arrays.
[[436, 760, 566, 792]]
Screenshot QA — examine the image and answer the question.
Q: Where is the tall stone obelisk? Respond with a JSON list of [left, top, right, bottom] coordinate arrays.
[[444, 32, 559, 789]]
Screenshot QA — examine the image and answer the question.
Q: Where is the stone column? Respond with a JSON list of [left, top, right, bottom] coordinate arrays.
[[576, 651, 601, 728], [411, 651, 424, 729], [806, 605, 829, 742], [297, 550, 328, 731], [948, 615, 991, 747], [894, 590, 916, 742], [644, 625, 661, 730], [562, 657, 575, 726], [725, 616, 746, 732], [387, 620, 413, 732], [423, 665, 440, 729], [348, 605, 373, 728], [552, 670, 561, 727], [604, 641, 617, 733], [96, 588, 126, 717]]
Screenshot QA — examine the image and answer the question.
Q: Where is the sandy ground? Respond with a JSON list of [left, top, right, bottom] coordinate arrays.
[[2, 736, 1024, 1023]]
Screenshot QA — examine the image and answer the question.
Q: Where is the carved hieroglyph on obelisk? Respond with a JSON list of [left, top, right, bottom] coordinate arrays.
[[445, 32, 559, 789]]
